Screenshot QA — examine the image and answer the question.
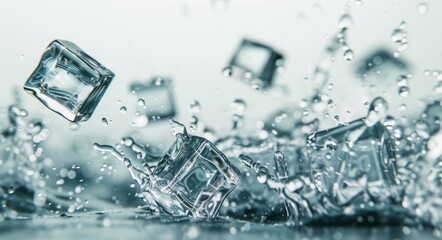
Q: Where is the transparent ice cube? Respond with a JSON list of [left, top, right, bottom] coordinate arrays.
[[306, 119, 399, 205], [24, 40, 114, 122], [229, 39, 283, 88], [130, 77, 176, 121], [94, 121, 240, 218], [355, 49, 408, 82]]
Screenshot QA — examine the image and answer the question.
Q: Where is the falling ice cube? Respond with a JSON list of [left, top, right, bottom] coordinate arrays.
[[306, 97, 400, 205], [228, 39, 283, 89], [130, 77, 176, 121], [355, 48, 408, 82], [94, 120, 240, 218], [24, 40, 114, 122]]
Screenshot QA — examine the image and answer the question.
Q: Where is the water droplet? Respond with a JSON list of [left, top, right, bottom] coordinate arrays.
[[343, 49, 354, 61], [120, 106, 127, 114], [137, 99, 145, 107], [102, 216, 112, 227], [257, 169, 268, 184], [328, 83, 334, 91], [70, 123, 80, 131], [417, 3, 428, 15], [170, 119, 188, 137], [132, 115, 148, 128], [8, 186, 15, 194], [154, 77, 164, 86], [222, 66, 233, 77], [416, 120, 430, 139], [398, 86, 410, 98], [365, 97, 388, 127], [189, 100, 201, 114], [102, 117, 109, 126], [338, 14, 353, 29], [231, 99, 246, 116]]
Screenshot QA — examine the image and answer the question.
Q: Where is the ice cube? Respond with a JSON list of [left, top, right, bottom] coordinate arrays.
[[228, 39, 283, 89], [355, 49, 408, 82], [306, 118, 399, 204], [24, 40, 114, 122], [130, 77, 176, 121], [94, 120, 240, 218]]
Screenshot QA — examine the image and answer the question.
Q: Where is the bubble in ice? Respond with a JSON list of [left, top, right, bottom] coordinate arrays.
[[417, 2, 429, 15]]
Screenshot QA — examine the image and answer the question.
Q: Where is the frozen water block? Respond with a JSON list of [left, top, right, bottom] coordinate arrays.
[[306, 118, 399, 204], [24, 40, 114, 122], [229, 39, 283, 88], [355, 48, 408, 81], [94, 120, 240, 218], [130, 77, 176, 121]]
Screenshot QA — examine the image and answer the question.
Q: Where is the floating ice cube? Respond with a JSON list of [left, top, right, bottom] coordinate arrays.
[[355, 49, 408, 82], [130, 77, 176, 122], [24, 40, 114, 122], [306, 97, 400, 205], [227, 39, 283, 89], [94, 120, 240, 218]]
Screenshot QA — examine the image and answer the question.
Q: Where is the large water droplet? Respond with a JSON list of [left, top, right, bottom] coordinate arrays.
[[365, 97, 388, 127]]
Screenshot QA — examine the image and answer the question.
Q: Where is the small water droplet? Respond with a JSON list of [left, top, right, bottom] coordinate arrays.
[[137, 99, 145, 107], [102, 117, 109, 126], [365, 97, 388, 127], [120, 106, 127, 114], [189, 100, 201, 114], [257, 169, 268, 184], [70, 123, 80, 131], [398, 86, 410, 98], [338, 14, 353, 29], [231, 99, 246, 116], [222, 66, 233, 77], [416, 120, 430, 139], [343, 49, 354, 61]]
